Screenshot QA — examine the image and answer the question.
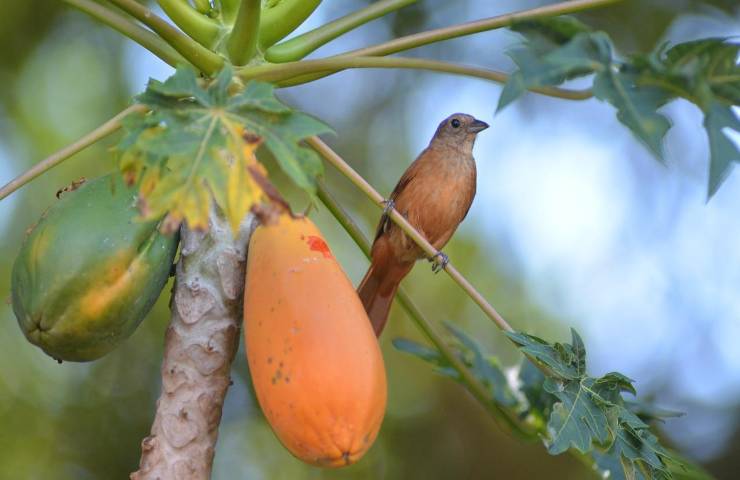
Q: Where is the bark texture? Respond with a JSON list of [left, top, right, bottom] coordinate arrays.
[[131, 208, 255, 480]]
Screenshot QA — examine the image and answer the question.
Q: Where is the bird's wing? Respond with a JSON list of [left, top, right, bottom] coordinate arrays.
[[373, 154, 423, 242]]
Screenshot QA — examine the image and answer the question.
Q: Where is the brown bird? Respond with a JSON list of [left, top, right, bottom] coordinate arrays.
[[358, 113, 489, 336]]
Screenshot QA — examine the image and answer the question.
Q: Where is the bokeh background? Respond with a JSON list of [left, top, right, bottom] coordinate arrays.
[[1, 0, 739, 478]]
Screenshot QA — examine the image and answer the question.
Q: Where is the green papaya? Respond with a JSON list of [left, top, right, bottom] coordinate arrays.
[[11, 174, 179, 362]]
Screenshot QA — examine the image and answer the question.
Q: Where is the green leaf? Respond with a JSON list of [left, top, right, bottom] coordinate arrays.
[[544, 377, 611, 454], [629, 38, 739, 195], [498, 31, 611, 111], [704, 102, 740, 198], [392, 330, 519, 408], [510, 16, 592, 48], [593, 69, 672, 159], [508, 328, 678, 478], [505, 329, 584, 380], [117, 65, 331, 232]]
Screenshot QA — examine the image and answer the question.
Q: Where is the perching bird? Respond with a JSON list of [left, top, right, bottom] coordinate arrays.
[[357, 113, 489, 336]]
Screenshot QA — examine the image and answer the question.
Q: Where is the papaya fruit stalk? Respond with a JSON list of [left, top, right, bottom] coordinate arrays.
[[131, 205, 256, 480]]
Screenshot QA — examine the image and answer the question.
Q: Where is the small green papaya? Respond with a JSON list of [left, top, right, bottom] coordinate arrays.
[[11, 174, 179, 362]]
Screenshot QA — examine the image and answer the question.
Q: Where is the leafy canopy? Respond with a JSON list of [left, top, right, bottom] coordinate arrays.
[[499, 17, 740, 199], [117, 65, 331, 232], [395, 325, 686, 480]]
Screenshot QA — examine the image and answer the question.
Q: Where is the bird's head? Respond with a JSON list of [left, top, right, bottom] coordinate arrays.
[[431, 113, 489, 150]]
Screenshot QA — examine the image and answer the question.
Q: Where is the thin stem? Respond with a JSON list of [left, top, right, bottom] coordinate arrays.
[[157, 0, 223, 48], [239, 56, 592, 100], [62, 0, 185, 67], [307, 137, 514, 334], [316, 181, 533, 439], [107, 0, 224, 74], [260, 0, 622, 85], [226, 0, 261, 66], [264, 0, 419, 63], [345, 0, 622, 58], [0, 105, 147, 201]]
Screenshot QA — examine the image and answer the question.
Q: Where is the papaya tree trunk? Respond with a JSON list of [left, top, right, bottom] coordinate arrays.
[[131, 206, 255, 480]]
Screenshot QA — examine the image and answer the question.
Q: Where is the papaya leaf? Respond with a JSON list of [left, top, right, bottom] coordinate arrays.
[[501, 19, 739, 198], [498, 31, 610, 111], [593, 69, 673, 160], [704, 102, 740, 198], [396, 321, 682, 479], [510, 16, 592, 48], [507, 328, 678, 479], [392, 329, 519, 408], [116, 65, 331, 233]]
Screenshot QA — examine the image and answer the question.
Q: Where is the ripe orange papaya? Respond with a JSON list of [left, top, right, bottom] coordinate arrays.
[[244, 214, 386, 467], [11, 174, 179, 362]]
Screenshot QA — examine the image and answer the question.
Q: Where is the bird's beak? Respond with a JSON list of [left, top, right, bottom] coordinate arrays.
[[468, 119, 489, 133]]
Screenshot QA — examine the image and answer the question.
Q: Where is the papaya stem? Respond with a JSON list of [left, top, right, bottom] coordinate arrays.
[[226, 0, 261, 66], [0, 105, 147, 202], [308, 136, 515, 333], [62, 0, 186, 67], [106, 0, 224, 75], [238, 56, 592, 100], [264, 0, 419, 63], [255, 0, 621, 85], [316, 181, 535, 439], [157, 0, 223, 48]]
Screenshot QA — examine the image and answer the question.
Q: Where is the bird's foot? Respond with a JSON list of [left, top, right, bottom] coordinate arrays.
[[430, 251, 449, 273], [381, 198, 395, 215]]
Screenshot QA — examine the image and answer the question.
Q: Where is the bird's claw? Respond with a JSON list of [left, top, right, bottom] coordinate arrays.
[[430, 251, 449, 273], [381, 198, 395, 215]]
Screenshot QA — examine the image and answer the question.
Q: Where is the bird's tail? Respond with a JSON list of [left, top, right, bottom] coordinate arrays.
[[357, 259, 413, 336]]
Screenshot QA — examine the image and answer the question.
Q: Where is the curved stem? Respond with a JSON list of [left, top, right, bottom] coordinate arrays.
[[239, 56, 592, 100], [257, 0, 322, 50], [264, 0, 419, 63], [0, 105, 147, 202], [226, 0, 261, 66], [261, 0, 622, 85], [107, 0, 224, 75], [344, 0, 622, 58], [307, 137, 514, 334], [157, 0, 223, 48], [316, 181, 534, 438], [63, 0, 185, 67]]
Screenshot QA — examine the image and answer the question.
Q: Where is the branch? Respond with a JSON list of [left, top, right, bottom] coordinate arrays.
[[106, 0, 224, 74], [0, 105, 146, 201], [264, 0, 419, 63], [226, 0, 260, 66], [132, 206, 255, 479], [157, 0, 223, 48], [239, 55, 592, 100], [63, 0, 185, 67], [307, 137, 514, 334], [316, 181, 534, 438]]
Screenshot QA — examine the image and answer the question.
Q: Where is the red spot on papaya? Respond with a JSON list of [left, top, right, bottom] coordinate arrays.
[[305, 235, 332, 259]]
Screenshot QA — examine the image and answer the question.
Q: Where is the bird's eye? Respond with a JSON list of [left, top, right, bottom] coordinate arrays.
[[451, 119, 461, 128]]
